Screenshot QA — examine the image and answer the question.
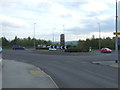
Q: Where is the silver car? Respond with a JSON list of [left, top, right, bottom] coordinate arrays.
[[0, 47, 2, 53]]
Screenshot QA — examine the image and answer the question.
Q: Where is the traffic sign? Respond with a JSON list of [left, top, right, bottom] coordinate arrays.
[[113, 32, 120, 35]]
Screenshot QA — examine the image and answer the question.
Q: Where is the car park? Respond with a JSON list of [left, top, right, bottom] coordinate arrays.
[[100, 48, 112, 53], [12, 46, 25, 50]]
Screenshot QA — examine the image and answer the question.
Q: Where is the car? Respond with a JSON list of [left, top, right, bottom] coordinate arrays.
[[49, 48, 57, 51], [100, 48, 112, 53], [0, 47, 2, 53], [12, 46, 25, 50]]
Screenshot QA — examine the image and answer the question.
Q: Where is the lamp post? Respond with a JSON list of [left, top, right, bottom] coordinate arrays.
[[63, 25, 65, 45], [53, 28, 56, 45], [33, 23, 36, 49], [98, 23, 101, 50], [63, 25, 65, 34]]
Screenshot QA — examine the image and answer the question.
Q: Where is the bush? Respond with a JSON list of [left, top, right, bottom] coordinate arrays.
[[65, 47, 89, 52]]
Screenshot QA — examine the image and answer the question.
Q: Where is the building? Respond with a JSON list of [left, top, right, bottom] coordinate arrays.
[[60, 34, 65, 46]]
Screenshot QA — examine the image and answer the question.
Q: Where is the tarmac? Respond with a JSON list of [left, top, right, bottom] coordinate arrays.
[[0, 58, 119, 89], [1, 59, 58, 88]]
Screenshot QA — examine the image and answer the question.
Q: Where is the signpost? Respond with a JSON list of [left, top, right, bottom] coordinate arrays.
[[113, 32, 120, 35], [113, 0, 119, 63]]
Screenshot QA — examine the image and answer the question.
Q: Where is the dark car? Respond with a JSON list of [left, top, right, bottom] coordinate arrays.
[[12, 46, 25, 50], [100, 48, 112, 53]]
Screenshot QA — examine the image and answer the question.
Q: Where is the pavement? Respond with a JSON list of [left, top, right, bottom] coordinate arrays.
[[2, 59, 58, 88], [0, 59, 2, 89], [92, 60, 120, 68]]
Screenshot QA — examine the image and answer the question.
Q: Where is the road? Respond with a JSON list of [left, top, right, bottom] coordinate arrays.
[[2, 50, 118, 88]]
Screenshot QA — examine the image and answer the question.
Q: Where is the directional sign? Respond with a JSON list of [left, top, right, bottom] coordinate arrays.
[[113, 32, 120, 35]]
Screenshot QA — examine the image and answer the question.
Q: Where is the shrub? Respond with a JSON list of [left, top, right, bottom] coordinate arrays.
[[36, 47, 49, 50], [65, 47, 89, 52]]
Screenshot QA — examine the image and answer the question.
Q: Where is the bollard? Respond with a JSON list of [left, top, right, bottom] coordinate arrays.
[[115, 60, 118, 63]]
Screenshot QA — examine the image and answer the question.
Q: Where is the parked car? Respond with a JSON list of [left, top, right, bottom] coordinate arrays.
[[12, 46, 25, 50], [100, 48, 112, 53]]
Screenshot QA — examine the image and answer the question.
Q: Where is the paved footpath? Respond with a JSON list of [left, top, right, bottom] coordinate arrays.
[[92, 60, 120, 68], [2, 60, 58, 88]]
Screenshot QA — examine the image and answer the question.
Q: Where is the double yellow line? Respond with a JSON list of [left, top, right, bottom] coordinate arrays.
[[110, 65, 120, 68]]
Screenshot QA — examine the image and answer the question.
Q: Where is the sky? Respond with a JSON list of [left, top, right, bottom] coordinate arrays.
[[0, 0, 120, 41]]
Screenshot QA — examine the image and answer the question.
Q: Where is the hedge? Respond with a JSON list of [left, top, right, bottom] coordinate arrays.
[[65, 47, 89, 52], [36, 47, 49, 50]]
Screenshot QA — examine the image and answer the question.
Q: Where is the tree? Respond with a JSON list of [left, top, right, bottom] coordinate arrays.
[[78, 36, 115, 50], [10, 36, 18, 46], [2, 37, 9, 47]]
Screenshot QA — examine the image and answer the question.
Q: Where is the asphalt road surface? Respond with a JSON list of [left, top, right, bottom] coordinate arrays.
[[2, 50, 118, 88]]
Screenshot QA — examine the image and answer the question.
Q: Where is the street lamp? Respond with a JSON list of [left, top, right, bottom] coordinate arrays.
[[63, 25, 65, 34], [53, 28, 56, 45], [98, 23, 101, 50], [33, 23, 36, 49], [63, 25, 65, 45]]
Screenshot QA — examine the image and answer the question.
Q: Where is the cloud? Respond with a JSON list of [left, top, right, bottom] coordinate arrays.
[[66, 24, 97, 35], [66, 14, 115, 35], [60, 14, 72, 19], [89, 32, 114, 39], [67, 27, 82, 35], [0, 15, 29, 28], [0, 0, 119, 41], [81, 0, 110, 12]]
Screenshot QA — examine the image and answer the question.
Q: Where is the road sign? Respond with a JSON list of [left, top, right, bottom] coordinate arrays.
[[113, 32, 120, 35]]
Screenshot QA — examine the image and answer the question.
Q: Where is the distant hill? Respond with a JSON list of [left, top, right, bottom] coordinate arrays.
[[65, 41, 78, 45], [54, 41, 78, 45]]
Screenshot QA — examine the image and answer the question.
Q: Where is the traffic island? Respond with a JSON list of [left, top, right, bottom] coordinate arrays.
[[33, 49, 97, 56]]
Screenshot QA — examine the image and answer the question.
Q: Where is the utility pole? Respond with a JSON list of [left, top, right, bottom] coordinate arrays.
[[33, 23, 36, 49], [115, 0, 118, 62]]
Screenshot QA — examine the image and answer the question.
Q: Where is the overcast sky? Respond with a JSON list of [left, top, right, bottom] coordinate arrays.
[[0, 0, 120, 41]]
